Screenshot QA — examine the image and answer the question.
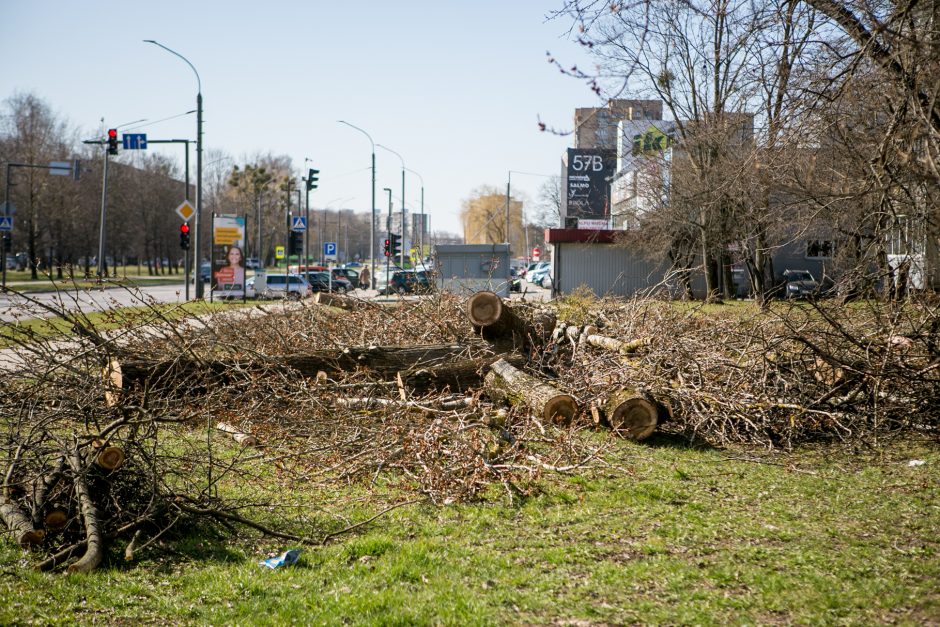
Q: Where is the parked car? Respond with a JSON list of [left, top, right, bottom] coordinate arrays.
[[526, 262, 550, 283], [245, 257, 262, 269], [782, 269, 827, 299], [529, 264, 552, 287], [332, 267, 360, 288], [194, 261, 211, 283], [304, 271, 353, 294], [374, 266, 404, 294], [384, 269, 433, 295], [246, 273, 312, 299]]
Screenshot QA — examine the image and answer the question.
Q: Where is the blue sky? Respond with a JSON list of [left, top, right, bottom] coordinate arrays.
[[1, 1, 598, 234]]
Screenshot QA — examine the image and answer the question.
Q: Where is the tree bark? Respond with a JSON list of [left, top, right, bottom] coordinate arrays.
[[66, 450, 104, 573], [584, 334, 650, 354], [0, 495, 44, 548], [216, 422, 259, 447], [484, 358, 578, 425]]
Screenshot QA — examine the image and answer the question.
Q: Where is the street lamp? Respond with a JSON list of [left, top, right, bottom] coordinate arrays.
[[377, 144, 406, 268], [405, 167, 424, 263], [145, 39, 204, 299], [338, 120, 376, 289]]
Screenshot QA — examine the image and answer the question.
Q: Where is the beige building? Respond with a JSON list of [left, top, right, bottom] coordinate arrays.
[[574, 99, 663, 149]]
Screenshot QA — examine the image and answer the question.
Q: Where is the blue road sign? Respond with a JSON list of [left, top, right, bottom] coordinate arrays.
[[290, 216, 307, 232], [0, 216, 13, 232], [122, 133, 148, 150], [323, 242, 337, 258]]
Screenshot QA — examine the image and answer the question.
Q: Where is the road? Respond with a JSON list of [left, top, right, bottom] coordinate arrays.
[[0, 282, 189, 322]]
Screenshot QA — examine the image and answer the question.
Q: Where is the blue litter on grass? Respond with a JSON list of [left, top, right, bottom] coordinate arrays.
[[259, 549, 302, 569]]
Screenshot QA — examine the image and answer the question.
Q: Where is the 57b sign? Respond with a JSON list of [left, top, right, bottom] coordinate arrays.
[[570, 153, 606, 172]]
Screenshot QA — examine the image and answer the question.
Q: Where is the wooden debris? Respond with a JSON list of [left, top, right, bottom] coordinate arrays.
[[466, 291, 555, 349], [602, 388, 669, 441], [216, 422, 259, 447], [484, 358, 578, 425]]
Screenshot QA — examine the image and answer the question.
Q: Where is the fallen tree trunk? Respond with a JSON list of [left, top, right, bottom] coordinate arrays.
[[314, 292, 366, 311], [216, 422, 259, 447], [466, 291, 555, 349], [120, 343, 492, 387], [602, 388, 670, 441], [484, 358, 578, 425], [0, 495, 44, 548], [584, 334, 650, 355], [66, 450, 104, 573]]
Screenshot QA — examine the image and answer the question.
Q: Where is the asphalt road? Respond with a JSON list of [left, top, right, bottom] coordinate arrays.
[[0, 282, 190, 322]]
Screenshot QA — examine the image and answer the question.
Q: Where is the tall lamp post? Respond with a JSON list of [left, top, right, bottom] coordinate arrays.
[[405, 167, 424, 263], [377, 144, 406, 268], [338, 120, 376, 288], [145, 39, 204, 299]]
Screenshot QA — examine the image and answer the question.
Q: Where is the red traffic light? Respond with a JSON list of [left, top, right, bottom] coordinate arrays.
[[180, 223, 190, 234], [107, 128, 117, 139]]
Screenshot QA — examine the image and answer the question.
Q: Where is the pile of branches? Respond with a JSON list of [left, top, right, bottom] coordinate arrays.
[[550, 292, 940, 448], [2, 286, 937, 572]]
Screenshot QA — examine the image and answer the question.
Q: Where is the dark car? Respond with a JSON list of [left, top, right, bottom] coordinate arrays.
[[332, 267, 360, 288], [385, 269, 433, 295], [782, 269, 831, 299], [305, 271, 353, 294]]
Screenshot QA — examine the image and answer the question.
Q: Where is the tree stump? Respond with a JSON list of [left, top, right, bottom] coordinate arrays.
[[484, 358, 578, 425]]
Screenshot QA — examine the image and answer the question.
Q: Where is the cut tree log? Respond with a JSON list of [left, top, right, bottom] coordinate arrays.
[[602, 388, 670, 441], [584, 334, 650, 355], [484, 358, 578, 425], [466, 291, 555, 349], [44, 507, 69, 531], [120, 343, 490, 387], [216, 422, 259, 447], [314, 292, 366, 311], [94, 446, 125, 471], [0, 495, 44, 548], [102, 358, 123, 407], [66, 450, 103, 573]]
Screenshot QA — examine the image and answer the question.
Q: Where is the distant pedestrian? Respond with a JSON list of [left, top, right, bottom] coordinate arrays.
[[358, 266, 371, 290]]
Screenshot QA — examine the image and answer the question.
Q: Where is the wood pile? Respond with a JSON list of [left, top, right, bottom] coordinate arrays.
[[1, 285, 937, 573]]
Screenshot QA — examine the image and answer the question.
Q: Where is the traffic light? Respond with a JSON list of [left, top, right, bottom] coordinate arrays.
[[389, 233, 402, 259], [2, 234, 10, 253], [107, 129, 119, 155], [179, 223, 190, 250], [383, 238, 390, 257], [306, 168, 319, 191], [288, 230, 303, 256]]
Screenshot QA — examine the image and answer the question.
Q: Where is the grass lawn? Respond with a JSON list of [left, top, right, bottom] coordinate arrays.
[[1, 434, 936, 625], [2, 266, 186, 293]]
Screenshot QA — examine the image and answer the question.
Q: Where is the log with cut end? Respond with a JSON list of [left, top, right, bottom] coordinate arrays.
[[485, 358, 578, 425], [95, 446, 125, 471], [216, 422, 259, 447], [466, 291, 555, 348], [0, 495, 44, 548], [44, 507, 69, 531], [603, 388, 669, 441]]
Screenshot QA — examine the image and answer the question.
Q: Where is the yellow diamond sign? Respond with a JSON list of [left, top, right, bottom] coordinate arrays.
[[175, 200, 195, 222]]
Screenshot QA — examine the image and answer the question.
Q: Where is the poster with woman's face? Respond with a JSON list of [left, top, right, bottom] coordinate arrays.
[[212, 215, 246, 296]]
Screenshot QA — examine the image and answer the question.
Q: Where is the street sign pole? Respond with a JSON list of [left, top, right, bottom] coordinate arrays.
[[2, 163, 11, 289], [96, 147, 110, 283]]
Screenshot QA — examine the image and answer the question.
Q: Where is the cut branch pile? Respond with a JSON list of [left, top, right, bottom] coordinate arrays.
[[1, 285, 937, 573]]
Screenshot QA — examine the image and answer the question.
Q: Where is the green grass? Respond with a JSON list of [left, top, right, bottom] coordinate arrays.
[[1, 435, 937, 625]]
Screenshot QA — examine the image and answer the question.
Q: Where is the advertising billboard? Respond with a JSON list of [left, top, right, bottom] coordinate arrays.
[[212, 215, 247, 297], [562, 148, 615, 227]]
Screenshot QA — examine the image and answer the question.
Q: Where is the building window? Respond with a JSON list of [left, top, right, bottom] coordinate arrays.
[[806, 240, 834, 259]]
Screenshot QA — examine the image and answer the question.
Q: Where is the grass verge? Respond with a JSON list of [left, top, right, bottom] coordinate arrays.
[[1, 434, 936, 625]]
